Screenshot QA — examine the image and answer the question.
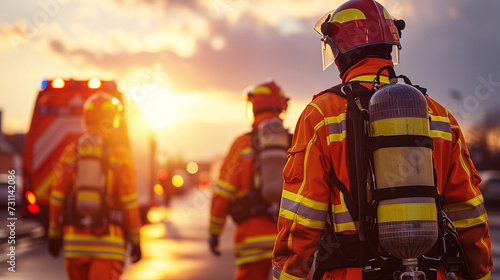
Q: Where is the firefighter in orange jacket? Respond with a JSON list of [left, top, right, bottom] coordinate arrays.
[[209, 81, 290, 280], [47, 92, 142, 280], [272, 1, 492, 280]]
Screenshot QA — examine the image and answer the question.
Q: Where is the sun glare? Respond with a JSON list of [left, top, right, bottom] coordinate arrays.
[[127, 87, 185, 130]]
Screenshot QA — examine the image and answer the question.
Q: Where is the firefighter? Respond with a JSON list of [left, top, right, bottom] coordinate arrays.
[[272, 1, 492, 280], [47, 92, 142, 280], [209, 80, 290, 280]]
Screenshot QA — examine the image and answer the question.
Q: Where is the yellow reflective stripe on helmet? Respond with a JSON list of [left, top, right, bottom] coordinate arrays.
[[331, 8, 366, 23], [370, 117, 430, 137], [252, 85, 272, 95], [378, 203, 437, 223], [348, 75, 390, 84], [382, 8, 391, 19]]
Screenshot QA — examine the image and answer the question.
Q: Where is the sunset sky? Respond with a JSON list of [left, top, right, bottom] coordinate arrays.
[[1, 0, 499, 161]]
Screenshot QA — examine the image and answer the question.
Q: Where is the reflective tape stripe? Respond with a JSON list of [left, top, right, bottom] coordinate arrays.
[[272, 265, 307, 280], [446, 203, 487, 224], [281, 197, 327, 222], [451, 213, 489, 229], [50, 190, 66, 206], [328, 120, 346, 135], [209, 216, 224, 235], [325, 113, 347, 144], [457, 138, 480, 197], [121, 193, 138, 208], [282, 190, 329, 212], [213, 179, 237, 198], [48, 223, 62, 238], [429, 114, 452, 141], [370, 117, 429, 137], [377, 203, 437, 223], [235, 234, 276, 252], [280, 208, 325, 229], [235, 250, 273, 266], [349, 75, 390, 84], [333, 211, 354, 225], [240, 147, 253, 158], [331, 8, 366, 23], [445, 195, 484, 212]]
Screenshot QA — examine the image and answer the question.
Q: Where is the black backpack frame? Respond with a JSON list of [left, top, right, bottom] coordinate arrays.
[[313, 67, 470, 280]]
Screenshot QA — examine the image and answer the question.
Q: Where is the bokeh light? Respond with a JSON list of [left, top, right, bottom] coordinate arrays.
[[172, 175, 184, 188], [186, 161, 198, 174]]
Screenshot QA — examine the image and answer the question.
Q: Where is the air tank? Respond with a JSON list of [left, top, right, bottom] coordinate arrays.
[[368, 83, 438, 266], [258, 118, 289, 204]]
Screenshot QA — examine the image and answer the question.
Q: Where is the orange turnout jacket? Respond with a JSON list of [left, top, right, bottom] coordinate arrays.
[[48, 139, 142, 262], [272, 58, 492, 280], [210, 112, 279, 266]]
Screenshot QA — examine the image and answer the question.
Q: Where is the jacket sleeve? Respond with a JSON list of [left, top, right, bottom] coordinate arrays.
[[272, 104, 332, 279], [115, 147, 142, 246], [48, 144, 76, 240], [209, 137, 245, 235], [442, 113, 492, 280]]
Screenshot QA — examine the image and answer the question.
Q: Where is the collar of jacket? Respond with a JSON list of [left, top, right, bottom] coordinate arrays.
[[252, 111, 282, 129], [342, 57, 394, 87]]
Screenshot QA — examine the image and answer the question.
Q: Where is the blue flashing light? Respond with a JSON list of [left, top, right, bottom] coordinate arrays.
[[40, 80, 48, 90]]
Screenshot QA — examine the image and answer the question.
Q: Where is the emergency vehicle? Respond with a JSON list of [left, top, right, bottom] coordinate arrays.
[[22, 78, 158, 230]]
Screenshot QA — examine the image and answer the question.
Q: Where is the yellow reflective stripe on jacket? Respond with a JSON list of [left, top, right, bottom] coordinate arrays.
[[240, 147, 253, 158], [325, 113, 347, 144], [213, 179, 237, 198], [121, 193, 139, 209], [348, 74, 390, 84], [476, 271, 491, 280], [430, 114, 452, 141], [63, 230, 126, 261], [235, 234, 276, 265], [48, 222, 62, 238], [297, 113, 325, 195], [209, 216, 225, 235], [272, 265, 307, 280], [280, 191, 328, 228], [457, 138, 480, 197], [445, 195, 488, 229], [50, 189, 66, 206]]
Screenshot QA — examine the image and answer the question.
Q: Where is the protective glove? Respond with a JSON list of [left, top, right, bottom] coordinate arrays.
[[48, 237, 62, 258], [208, 234, 221, 256], [130, 244, 142, 263]]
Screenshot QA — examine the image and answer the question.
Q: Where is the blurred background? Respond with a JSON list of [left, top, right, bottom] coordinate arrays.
[[1, 0, 499, 279]]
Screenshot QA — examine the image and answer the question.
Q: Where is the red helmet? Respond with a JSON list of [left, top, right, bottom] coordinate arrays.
[[245, 81, 289, 116], [314, 0, 405, 70], [82, 91, 124, 132]]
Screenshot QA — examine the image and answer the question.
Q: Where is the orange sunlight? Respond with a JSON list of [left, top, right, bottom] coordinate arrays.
[[127, 87, 186, 130]]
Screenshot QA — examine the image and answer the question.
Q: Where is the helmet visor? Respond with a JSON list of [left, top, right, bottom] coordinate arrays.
[[321, 36, 340, 71]]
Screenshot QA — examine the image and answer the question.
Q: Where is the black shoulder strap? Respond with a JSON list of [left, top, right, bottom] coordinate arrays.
[[322, 81, 375, 99]]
